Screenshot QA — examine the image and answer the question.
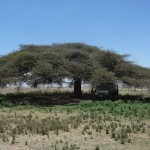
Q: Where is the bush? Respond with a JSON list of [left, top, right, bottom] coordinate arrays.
[[1, 100, 14, 107]]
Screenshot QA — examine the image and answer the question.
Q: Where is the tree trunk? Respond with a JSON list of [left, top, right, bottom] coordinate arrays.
[[74, 78, 82, 98], [32, 80, 38, 88]]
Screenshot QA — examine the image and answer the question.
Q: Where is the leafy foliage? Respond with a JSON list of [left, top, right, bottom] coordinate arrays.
[[91, 68, 116, 86], [13, 53, 36, 75], [1, 43, 150, 92]]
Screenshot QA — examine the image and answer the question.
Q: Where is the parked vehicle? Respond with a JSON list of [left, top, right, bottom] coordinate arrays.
[[91, 83, 118, 99]]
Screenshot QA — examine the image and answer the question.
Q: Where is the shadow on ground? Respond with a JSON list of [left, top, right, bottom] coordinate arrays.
[[0, 93, 83, 106], [0, 92, 150, 106]]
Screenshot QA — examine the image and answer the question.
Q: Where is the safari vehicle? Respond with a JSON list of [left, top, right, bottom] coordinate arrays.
[[91, 83, 118, 99]]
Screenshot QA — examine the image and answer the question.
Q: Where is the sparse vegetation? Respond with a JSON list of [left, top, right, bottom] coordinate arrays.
[[0, 93, 149, 149]]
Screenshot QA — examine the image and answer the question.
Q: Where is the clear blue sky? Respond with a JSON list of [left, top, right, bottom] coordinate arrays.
[[0, 0, 150, 67]]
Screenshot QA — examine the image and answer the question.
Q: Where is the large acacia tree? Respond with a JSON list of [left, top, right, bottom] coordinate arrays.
[[1, 43, 150, 97]]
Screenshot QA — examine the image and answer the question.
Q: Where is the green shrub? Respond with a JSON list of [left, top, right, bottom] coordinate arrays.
[[1, 100, 14, 107]]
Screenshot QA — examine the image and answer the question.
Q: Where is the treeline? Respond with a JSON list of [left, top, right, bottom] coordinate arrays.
[[0, 43, 150, 96]]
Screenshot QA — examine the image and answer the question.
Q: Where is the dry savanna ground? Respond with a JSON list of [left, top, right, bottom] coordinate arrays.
[[0, 87, 150, 150], [0, 87, 150, 97], [0, 97, 149, 150]]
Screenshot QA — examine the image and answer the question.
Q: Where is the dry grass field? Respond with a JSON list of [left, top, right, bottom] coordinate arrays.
[[0, 87, 150, 150], [0, 87, 74, 95], [0, 98, 149, 150], [0, 87, 150, 97]]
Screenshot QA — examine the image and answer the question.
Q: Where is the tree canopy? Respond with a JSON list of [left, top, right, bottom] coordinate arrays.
[[1, 43, 150, 97]]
